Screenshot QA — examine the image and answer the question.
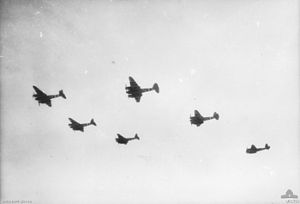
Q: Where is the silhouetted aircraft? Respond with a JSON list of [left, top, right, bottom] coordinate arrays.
[[33, 86, 66, 107], [246, 144, 270, 154], [190, 110, 219, 126], [125, 76, 159, 102], [116, 133, 140, 145], [68, 118, 96, 132]]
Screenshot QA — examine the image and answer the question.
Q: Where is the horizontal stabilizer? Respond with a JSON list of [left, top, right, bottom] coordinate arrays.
[[213, 112, 219, 120], [153, 83, 159, 93], [90, 118, 97, 126], [59, 90, 67, 99], [135, 134, 140, 140]]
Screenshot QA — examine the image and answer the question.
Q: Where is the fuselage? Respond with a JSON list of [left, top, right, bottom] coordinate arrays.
[[33, 94, 50, 103], [69, 123, 91, 132], [190, 116, 204, 126], [116, 137, 137, 145], [246, 148, 267, 154], [126, 87, 153, 97], [33, 94, 61, 106], [126, 86, 141, 97], [190, 116, 214, 126], [116, 137, 129, 144]]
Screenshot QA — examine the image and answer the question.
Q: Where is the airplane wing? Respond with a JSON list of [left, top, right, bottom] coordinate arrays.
[[33, 86, 47, 97], [194, 110, 203, 118], [68, 118, 80, 125], [129, 76, 140, 88], [134, 95, 141, 102], [117, 134, 126, 140], [45, 101, 52, 107]]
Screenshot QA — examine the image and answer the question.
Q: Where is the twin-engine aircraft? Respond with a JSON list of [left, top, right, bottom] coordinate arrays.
[[246, 144, 270, 154], [116, 133, 140, 145], [190, 110, 219, 126], [68, 118, 97, 132], [33, 86, 66, 107], [126, 76, 159, 102]]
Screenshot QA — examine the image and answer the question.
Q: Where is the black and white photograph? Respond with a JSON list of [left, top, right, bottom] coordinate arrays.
[[0, 0, 299, 203]]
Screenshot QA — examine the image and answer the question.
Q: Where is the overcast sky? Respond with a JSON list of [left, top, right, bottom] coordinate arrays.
[[1, 0, 299, 203]]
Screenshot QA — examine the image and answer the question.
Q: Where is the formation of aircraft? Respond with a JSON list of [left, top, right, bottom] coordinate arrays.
[[33, 76, 270, 154], [190, 110, 219, 126], [32, 86, 66, 107], [246, 144, 270, 154], [116, 133, 140, 145], [125, 76, 159, 102], [68, 118, 97, 132]]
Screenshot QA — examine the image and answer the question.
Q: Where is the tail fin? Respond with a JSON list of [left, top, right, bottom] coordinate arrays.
[[213, 112, 219, 120], [265, 144, 270, 149], [59, 90, 67, 99], [135, 134, 140, 140], [90, 119, 97, 126], [152, 83, 159, 93]]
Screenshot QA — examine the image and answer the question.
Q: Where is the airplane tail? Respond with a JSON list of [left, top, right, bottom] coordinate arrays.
[[59, 90, 67, 99], [152, 83, 159, 93], [213, 112, 219, 120], [134, 134, 140, 140], [90, 119, 97, 126], [265, 144, 270, 149]]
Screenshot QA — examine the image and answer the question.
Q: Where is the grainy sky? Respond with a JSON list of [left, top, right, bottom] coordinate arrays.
[[1, 0, 299, 203]]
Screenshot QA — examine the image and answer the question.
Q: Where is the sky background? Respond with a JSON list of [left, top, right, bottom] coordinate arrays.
[[1, 0, 299, 203]]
